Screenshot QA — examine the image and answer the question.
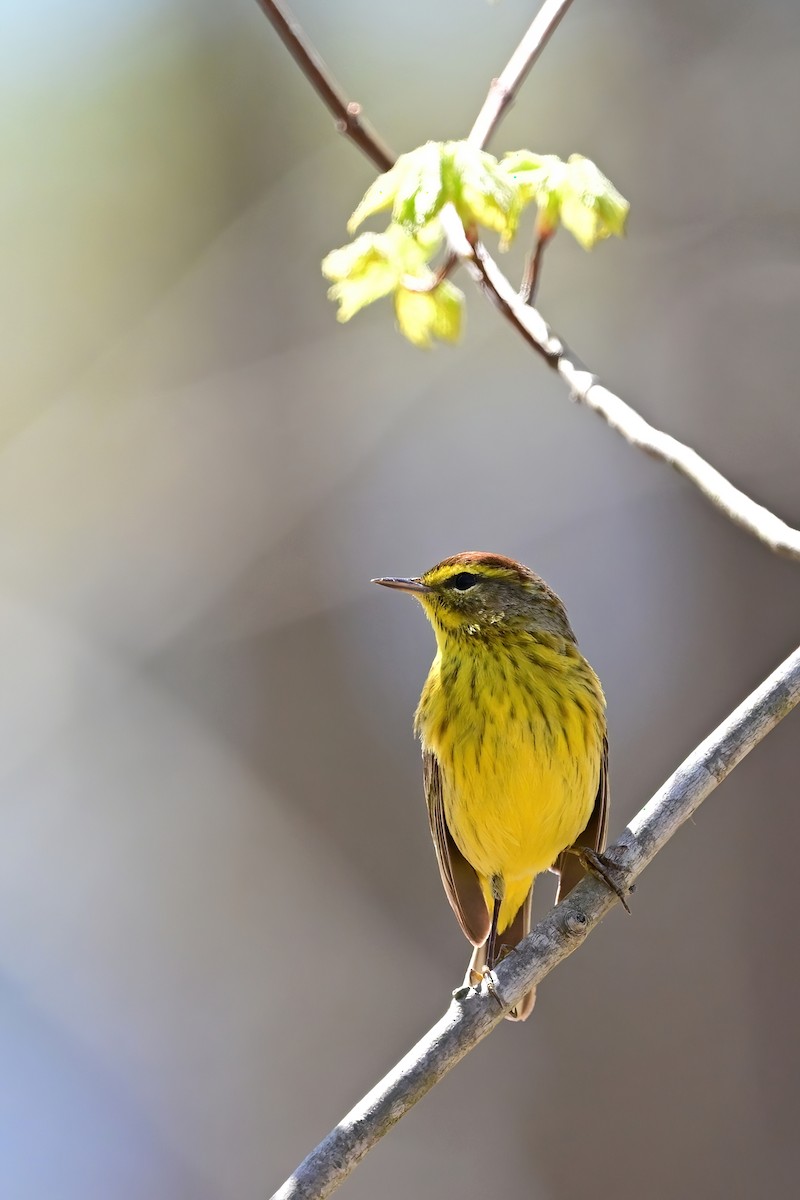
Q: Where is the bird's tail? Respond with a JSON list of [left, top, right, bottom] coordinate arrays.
[[466, 887, 535, 1021]]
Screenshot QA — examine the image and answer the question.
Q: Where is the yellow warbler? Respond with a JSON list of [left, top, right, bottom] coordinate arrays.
[[374, 552, 624, 1020]]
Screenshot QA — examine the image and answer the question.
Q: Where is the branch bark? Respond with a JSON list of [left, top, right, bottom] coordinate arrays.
[[254, 0, 394, 171], [441, 213, 800, 560], [468, 0, 576, 149], [272, 643, 800, 1200], [520, 226, 554, 305]]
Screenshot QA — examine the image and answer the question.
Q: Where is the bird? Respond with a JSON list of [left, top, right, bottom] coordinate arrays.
[[373, 551, 624, 1020]]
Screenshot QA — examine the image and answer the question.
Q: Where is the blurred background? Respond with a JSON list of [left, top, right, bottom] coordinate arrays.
[[2, 1, 800, 1197]]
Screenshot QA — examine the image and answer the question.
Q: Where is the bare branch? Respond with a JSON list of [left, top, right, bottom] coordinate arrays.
[[272, 644, 800, 1200], [520, 226, 553, 305], [441, 212, 800, 561], [253, 0, 394, 172], [468, 0, 576, 149]]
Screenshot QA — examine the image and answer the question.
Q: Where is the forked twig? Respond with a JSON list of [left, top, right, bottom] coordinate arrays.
[[253, 0, 800, 561]]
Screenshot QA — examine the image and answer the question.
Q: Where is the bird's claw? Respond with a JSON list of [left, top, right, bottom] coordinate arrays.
[[574, 846, 632, 913]]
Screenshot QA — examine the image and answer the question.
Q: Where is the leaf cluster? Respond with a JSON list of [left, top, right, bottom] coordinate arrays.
[[322, 140, 628, 347]]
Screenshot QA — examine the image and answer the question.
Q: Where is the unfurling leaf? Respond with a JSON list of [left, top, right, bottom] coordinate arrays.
[[348, 143, 446, 234], [348, 141, 521, 247], [322, 222, 460, 345], [394, 281, 464, 348], [321, 225, 431, 322], [499, 151, 566, 234], [446, 142, 520, 247], [559, 155, 629, 249], [500, 151, 628, 248]]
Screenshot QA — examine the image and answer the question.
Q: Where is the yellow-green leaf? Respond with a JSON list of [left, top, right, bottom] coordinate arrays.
[[559, 155, 629, 248], [499, 150, 629, 249], [348, 142, 446, 234], [394, 280, 464, 348], [500, 151, 564, 205], [348, 140, 524, 246], [322, 225, 431, 322], [447, 142, 521, 247], [392, 141, 447, 230], [347, 160, 405, 233]]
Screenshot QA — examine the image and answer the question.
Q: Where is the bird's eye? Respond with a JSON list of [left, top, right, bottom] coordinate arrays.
[[446, 571, 480, 591]]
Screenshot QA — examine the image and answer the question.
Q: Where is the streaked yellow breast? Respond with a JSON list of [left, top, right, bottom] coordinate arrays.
[[415, 631, 605, 932]]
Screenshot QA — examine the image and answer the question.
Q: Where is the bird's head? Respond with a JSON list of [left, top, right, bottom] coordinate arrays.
[[373, 552, 576, 643]]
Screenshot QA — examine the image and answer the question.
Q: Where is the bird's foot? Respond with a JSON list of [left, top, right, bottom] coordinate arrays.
[[571, 846, 632, 913], [452, 961, 531, 1020], [454, 965, 505, 1010]]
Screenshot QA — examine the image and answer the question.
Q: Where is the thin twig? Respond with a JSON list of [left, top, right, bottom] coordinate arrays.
[[272, 644, 800, 1200], [441, 211, 800, 560], [399, 258, 458, 294], [520, 226, 553, 305], [468, 0, 576, 149], [425, 0, 576, 285], [254, 0, 394, 172]]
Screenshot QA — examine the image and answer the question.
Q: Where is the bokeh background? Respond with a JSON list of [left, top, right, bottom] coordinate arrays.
[[2, 1, 800, 1197]]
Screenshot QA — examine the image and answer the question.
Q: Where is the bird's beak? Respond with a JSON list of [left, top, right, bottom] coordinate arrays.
[[371, 576, 432, 595]]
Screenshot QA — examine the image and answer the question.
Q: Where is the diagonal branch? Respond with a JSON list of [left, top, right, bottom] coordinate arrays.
[[441, 212, 800, 560], [272, 643, 800, 1200], [254, 0, 394, 171], [468, 0, 576, 149]]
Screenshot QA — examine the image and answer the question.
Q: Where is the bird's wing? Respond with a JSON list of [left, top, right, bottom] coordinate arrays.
[[554, 734, 609, 902], [422, 748, 491, 947]]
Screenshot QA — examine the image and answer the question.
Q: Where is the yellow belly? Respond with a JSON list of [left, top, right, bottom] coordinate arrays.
[[416, 636, 604, 932]]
